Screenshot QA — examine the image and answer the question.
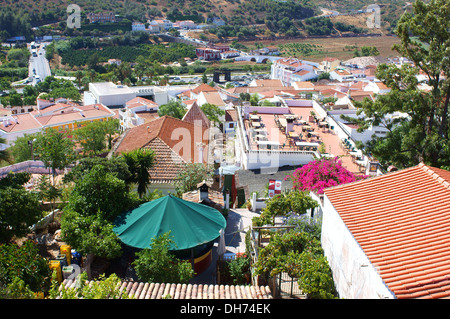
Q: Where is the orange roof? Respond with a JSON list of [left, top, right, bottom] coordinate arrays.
[[126, 97, 158, 108], [324, 163, 450, 299], [114, 116, 209, 164], [0, 113, 42, 133], [182, 102, 210, 129], [191, 83, 217, 95]]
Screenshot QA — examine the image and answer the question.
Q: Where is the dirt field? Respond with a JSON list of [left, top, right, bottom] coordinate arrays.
[[241, 35, 401, 61]]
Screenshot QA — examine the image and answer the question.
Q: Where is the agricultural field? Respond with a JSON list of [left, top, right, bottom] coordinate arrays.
[[242, 35, 401, 62]]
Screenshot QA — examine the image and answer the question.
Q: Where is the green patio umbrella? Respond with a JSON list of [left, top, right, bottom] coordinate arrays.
[[113, 195, 227, 250]]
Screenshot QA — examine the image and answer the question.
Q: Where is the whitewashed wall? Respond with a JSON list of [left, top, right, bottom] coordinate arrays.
[[321, 194, 395, 299]]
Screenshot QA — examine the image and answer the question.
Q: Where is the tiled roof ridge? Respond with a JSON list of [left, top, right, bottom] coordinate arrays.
[[60, 279, 273, 299], [418, 162, 450, 190]]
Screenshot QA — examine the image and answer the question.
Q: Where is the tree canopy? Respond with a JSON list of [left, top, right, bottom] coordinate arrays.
[[342, 0, 450, 169]]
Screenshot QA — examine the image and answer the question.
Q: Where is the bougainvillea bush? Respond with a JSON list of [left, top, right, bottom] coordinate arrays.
[[285, 158, 367, 194]]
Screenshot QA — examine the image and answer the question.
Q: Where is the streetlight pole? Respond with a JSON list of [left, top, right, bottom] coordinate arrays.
[[28, 138, 36, 161]]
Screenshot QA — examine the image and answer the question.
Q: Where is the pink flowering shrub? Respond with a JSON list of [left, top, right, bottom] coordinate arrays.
[[285, 158, 367, 194]]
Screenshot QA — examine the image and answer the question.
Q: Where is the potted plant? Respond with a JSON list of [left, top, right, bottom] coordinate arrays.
[[228, 253, 250, 284]]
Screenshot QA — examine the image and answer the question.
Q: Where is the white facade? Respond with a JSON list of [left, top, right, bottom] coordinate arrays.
[[270, 58, 319, 86], [132, 22, 146, 31], [85, 82, 170, 108], [291, 70, 318, 83], [321, 194, 395, 299], [88, 82, 137, 108]]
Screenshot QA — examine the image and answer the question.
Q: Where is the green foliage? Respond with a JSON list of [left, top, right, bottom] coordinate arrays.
[[303, 17, 334, 36], [36, 175, 61, 211], [174, 163, 213, 196], [258, 190, 319, 226], [0, 241, 51, 293], [121, 148, 156, 198], [73, 119, 119, 155], [0, 276, 38, 299], [65, 165, 138, 221], [353, 46, 380, 57], [278, 43, 323, 58], [0, 8, 33, 40], [200, 103, 225, 125], [0, 171, 31, 190], [158, 100, 187, 119], [49, 272, 132, 299], [34, 128, 75, 176], [58, 42, 196, 67], [61, 210, 122, 261], [254, 231, 337, 299], [63, 156, 132, 184], [133, 232, 194, 284], [227, 254, 250, 285], [0, 186, 42, 243], [342, 0, 450, 169]]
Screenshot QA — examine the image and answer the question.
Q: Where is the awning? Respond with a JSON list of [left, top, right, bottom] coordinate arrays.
[[113, 195, 227, 250]]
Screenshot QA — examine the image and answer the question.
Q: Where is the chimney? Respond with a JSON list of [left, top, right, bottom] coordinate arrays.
[[197, 180, 210, 201]]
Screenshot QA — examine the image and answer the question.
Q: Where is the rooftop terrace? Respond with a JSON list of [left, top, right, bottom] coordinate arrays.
[[243, 105, 362, 174]]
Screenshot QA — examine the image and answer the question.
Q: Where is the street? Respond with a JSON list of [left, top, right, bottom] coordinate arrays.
[[28, 43, 51, 86]]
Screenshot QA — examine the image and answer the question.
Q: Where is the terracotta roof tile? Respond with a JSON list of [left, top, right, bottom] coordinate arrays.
[[145, 137, 186, 183], [60, 279, 273, 299], [324, 163, 450, 299], [182, 102, 210, 129], [191, 83, 217, 95], [114, 116, 209, 164]]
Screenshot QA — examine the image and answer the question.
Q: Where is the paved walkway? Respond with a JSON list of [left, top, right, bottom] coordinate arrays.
[[190, 208, 259, 284]]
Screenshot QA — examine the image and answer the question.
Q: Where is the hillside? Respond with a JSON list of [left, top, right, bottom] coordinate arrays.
[[0, 0, 408, 31]]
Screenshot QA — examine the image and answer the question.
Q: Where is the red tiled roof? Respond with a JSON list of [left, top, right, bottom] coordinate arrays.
[[191, 83, 217, 95], [61, 279, 273, 299], [324, 163, 450, 299], [145, 137, 186, 183], [114, 116, 209, 164], [182, 102, 210, 129]]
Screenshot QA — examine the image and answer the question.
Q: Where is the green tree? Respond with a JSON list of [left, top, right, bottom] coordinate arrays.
[[121, 148, 156, 198], [174, 163, 213, 196], [36, 175, 61, 214], [65, 165, 138, 221], [0, 241, 51, 294], [254, 231, 336, 299], [104, 118, 120, 150], [63, 156, 132, 184], [34, 128, 75, 183], [157, 100, 187, 119], [61, 210, 123, 280], [74, 121, 108, 155], [256, 190, 318, 226], [133, 232, 194, 284], [342, 0, 450, 169], [0, 184, 42, 243], [200, 103, 225, 126]]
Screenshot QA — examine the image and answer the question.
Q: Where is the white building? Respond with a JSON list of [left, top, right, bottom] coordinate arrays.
[[270, 58, 319, 86], [84, 82, 169, 108], [131, 22, 146, 32], [329, 69, 354, 82]]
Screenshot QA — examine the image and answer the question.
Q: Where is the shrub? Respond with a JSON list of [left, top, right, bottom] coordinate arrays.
[[285, 158, 367, 194]]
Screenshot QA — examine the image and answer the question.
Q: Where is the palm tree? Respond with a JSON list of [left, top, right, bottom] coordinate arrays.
[[122, 148, 156, 198]]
